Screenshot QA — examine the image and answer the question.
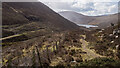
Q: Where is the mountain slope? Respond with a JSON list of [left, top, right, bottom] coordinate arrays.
[[59, 11, 118, 28], [2, 2, 78, 34], [59, 11, 95, 24], [89, 13, 118, 28]]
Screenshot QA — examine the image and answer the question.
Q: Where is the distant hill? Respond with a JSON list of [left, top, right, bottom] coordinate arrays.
[[89, 13, 118, 28], [59, 11, 96, 24], [59, 11, 118, 28]]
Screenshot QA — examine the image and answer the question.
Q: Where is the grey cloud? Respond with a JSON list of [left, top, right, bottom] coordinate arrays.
[[1, 0, 118, 16], [45, 2, 95, 12], [0, 0, 39, 2]]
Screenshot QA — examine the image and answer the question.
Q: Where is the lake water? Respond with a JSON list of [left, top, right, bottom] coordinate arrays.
[[77, 24, 98, 28]]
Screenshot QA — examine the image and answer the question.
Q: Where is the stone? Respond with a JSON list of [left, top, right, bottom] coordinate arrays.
[[115, 36, 118, 38]]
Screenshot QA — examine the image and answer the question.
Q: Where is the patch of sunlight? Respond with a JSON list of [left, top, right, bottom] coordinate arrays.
[[113, 49, 116, 53], [10, 7, 18, 13], [80, 39, 89, 45], [3, 58, 8, 65], [22, 48, 28, 56], [6, 54, 11, 58], [50, 57, 63, 66], [81, 54, 93, 61], [29, 46, 35, 53], [31, 31, 35, 33], [71, 46, 81, 50], [22, 45, 35, 56], [12, 56, 18, 60], [80, 35, 86, 38], [0, 61, 2, 64], [23, 33, 27, 35], [48, 46, 57, 52], [2, 42, 17, 46], [0, 34, 23, 41]]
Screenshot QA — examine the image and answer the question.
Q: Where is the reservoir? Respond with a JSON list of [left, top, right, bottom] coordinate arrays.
[[77, 24, 98, 28]]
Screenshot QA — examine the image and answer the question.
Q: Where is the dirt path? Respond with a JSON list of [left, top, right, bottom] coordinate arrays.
[[80, 35, 104, 61], [0, 34, 22, 41], [0, 30, 42, 41]]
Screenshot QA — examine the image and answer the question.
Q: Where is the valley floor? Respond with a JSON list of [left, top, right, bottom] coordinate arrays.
[[1, 29, 120, 67]]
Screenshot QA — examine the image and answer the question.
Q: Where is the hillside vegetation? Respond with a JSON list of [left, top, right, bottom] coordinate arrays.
[[1, 2, 120, 68]]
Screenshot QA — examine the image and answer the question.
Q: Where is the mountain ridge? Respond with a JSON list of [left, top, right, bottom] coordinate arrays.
[[59, 11, 118, 28]]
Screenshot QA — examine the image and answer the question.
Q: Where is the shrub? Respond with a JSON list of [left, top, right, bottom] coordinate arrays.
[[79, 57, 120, 66]]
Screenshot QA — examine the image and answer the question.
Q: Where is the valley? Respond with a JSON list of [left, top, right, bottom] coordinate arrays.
[[1, 2, 120, 68], [59, 11, 118, 28]]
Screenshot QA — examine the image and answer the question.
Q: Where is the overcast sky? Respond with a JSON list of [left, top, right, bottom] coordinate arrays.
[[1, 0, 120, 16], [39, 0, 120, 16]]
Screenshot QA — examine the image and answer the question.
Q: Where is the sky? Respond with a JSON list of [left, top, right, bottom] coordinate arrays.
[[1, 0, 120, 16], [38, 0, 120, 16]]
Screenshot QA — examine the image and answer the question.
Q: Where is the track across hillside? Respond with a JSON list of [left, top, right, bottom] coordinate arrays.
[[80, 35, 104, 61]]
